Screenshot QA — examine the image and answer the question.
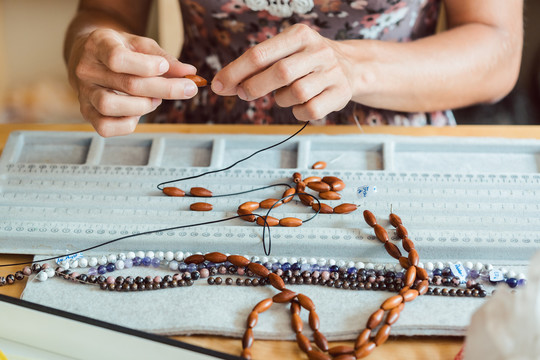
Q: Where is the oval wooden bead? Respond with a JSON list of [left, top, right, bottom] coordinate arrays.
[[272, 290, 297, 303], [402, 237, 415, 252], [417, 279, 429, 295], [307, 350, 331, 360], [334, 355, 356, 360], [311, 161, 327, 170], [374, 324, 391, 346], [329, 345, 354, 356], [204, 252, 227, 263], [248, 262, 270, 277], [241, 348, 252, 360], [313, 330, 329, 352], [184, 74, 207, 87], [260, 198, 282, 209], [318, 191, 341, 200], [307, 181, 331, 192], [389, 213, 402, 227], [355, 328, 371, 349], [399, 286, 410, 295], [269, 273, 286, 291], [291, 313, 303, 333], [290, 301, 301, 314], [253, 298, 273, 313], [296, 181, 306, 192], [408, 249, 419, 266], [405, 266, 417, 287], [237, 209, 256, 222], [312, 202, 334, 214], [293, 172, 302, 183], [367, 308, 384, 329], [384, 242, 402, 259], [298, 194, 314, 206], [279, 217, 303, 227], [189, 202, 213, 211], [386, 306, 401, 325], [381, 295, 403, 311], [403, 289, 419, 302], [303, 176, 322, 183], [228, 255, 250, 267], [416, 266, 428, 281], [374, 224, 389, 243], [322, 176, 346, 191], [242, 328, 254, 349], [184, 254, 205, 264], [282, 188, 296, 203], [256, 216, 279, 227], [189, 187, 212, 197], [162, 187, 185, 197], [363, 210, 377, 227], [355, 341, 376, 359], [396, 224, 408, 239], [309, 311, 320, 330], [297, 293, 315, 311], [239, 201, 259, 212], [296, 333, 312, 353], [399, 256, 410, 269], [333, 203, 357, 214], [247, 311, 258, 328]]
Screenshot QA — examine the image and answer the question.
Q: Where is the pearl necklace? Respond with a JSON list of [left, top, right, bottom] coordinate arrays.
[[244, 0, 315, 17]]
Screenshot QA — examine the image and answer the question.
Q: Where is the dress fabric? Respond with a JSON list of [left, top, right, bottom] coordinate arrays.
[[152, 0, 455, 126]]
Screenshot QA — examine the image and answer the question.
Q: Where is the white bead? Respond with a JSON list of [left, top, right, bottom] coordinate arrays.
[[164, 251, 174, 261], [309, 258, 317, 265], [88, 257, 98, 267], [115, 260, 125, 270], [107, 254, 117, 263], [78, 258, 88, 268], [36, 271, 48, 282], [474, 262, 483, 271], [60, 260, 70, 269], [117, 253, 126, 261], [485, 263, 494, 271], [417, 262, 424, 269], [386, 263, 394, 271], [169, 260, 179, 271], [374, 264, 384, 271], [464, 261, 473, 270], [328, 259, 336, 266], [336, 260, 346, 267], [355, 262, 365, 269], [299, 258, 307, 264], [174, 251, 184, 261], [45, 268, 55, 278], [394, 264, 403, 272], [347, 261, 355, 268], [145, 251, 154, 259], [251, 256, 260, 263], [269, 257, 278, 264], [184, 252, 192, 258], [317, 258, 327, 266], [98, 256, 107, 265], [289, 257, 298, 264], [155, 251, 165, 260], [435, 262, 444, 270], [69, 259, 79, 269], [365, 263, 374, 270], [518, 273, 526, 280], [280, 257, 288, 264], [507, 271, 517, 278], [136, 251, 145, 259], [261, 257, 269, 264], [425, 262, 434, 271]]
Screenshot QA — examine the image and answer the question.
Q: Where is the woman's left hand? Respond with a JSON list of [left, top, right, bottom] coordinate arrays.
[[211, 24, 354, 121]]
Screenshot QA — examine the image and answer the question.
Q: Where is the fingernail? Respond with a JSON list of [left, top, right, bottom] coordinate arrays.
[[151, 98, 162, 108], [212, 80, 223, 93], [159, 60, 169, 74], [237, 87, 247, 100], [185, 83, 197, 97]]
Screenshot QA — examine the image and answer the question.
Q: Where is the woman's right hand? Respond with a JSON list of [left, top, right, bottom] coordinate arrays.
[[68, 29, 198, 137]]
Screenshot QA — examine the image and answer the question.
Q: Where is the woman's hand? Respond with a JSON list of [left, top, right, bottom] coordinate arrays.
[[68, 29, 198, 137], [211, 24, 354, 122]]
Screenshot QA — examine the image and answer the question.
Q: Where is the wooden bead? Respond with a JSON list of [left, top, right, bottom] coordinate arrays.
[[399, 256, 410, 269], [355, 328, 371, 349], [402, 289, 419, 302], [374, 324, 391, 346], [396, 224, 408, 239], [237, 209, 256, 222], [279, 217, 303, 227], [386, 306, 401, 325], [253, 298, 273, 313], [405, 266, 417, 287], [384, 242, 402, 259], [291, 313, 303, 333], [272, 290, 297, 303], [248, 262, 270, 277], [241, 348, 252, 360], [408, 249, 419, 266], [333, 203, 357, 214], [312, 202, 334, 214], [328, 345, 354, 356], [247, 311, 258, 328], [293, 172, 302, 183], [189, 187, 213, 197], [290, 301, 301, 314], [311, 161, 327, 169], [374, 224, 389, 243], [260, 198, 282, 209], [402, 237, 415, 252], [318, 191, 341, 200], [307, 350, 331, 360], [162, 187, 185, 197], [184, 254, 205, 264], [303, 176, 322, 183], [309, 311, 320, 330], [204, 252, 227, 263], [416, 266, 428, 281], [228, 255, 250, 267], [281, 188, 296, 203], [355, 341, 376, 359], [416, 279, 429, 295], [296, 332, 312, 353], [256, 216, 279, 227], [313, 330, 329, 352], [297, 293, 315, 311], [363, 210, 377, 227], [242, 328, 254, 349], [389, 213, 402, 227], [269, 273, 285, 291], [381, 295, 403, 310], [189, 202, 213, 211], [239, 201, 259, 212], [321, 176, 345, 191], [307, 181, 331, 192], [334, 354, 356, 360], [367, 308, 384, 329], [298, 194, 314, 206], [184, 74, 207, 87]]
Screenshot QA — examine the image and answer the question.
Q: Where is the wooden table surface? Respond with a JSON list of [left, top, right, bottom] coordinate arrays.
[[1, 123, 538, 359]]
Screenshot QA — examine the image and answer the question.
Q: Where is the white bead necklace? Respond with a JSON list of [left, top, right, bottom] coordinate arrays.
[[244, 0, 314, 17]]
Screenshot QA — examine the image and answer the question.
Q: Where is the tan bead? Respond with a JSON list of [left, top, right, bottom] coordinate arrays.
[[248, 262, 270, 277], [253, 298, 273, 313], [399, 256, 410, 269], [184, 254, 205, 264], [405, 266, 417, 287], [355, 341, 376, 358], [296, 332, 312, 353], [309, 311, 320, 330], [291, 313, 303, 333], [162, 187, 185, 197], [396, 224, 408, 239], [279, 217, 303, 227], [303, 176, 322, 183], [241, 348, 252, 360], [417, 279, 429, 295], [312, 202, 334, 214], [311, 161, 327, 170], [374, 224, 389, 243], [290, 301, 301, 314], [282, 187, 296, 203], [269, 273, 286, 291], [184, 74, 207, 87], [408, 249, 419, 266], [307, 181, 331, 192], [256, 216, 279, 227], [238, 201, 259, 212], [272, 290, 297, 303], [374, 324, 391, 346], [259, 198, 282, 209], [328, 345, 354, 356], [307, 350, 331, 360], [204, 252, 227, 263], [242, 328, 254, 349], [384, 242, 402, 259], [402, 237, 415, 252], [189, 202, 213, 211], [386, 306, 401, 325], [297, 293, 315, 311], [367, 308, 384, 329], [416, 266, 428, 281], [296, 181, 306, 192], [321, 176, 345, 191], [237, 208, 256, 222], [380, 295, 403, 311], [333, 203, 357, 214], [293, 172, 302, 183], [247, 311, 258, 328], [319, 191, 341, 200], [402, 289, 419, 302], [355, 328, 371, 349], [334, 355, 356, 360], [228, 255, 250, 267], [189, 187, 212, 197], [298, 194, 315, 206], [389, 213, 402, 227], [313, 330, 329, 351], [363, 210, 377, 227]]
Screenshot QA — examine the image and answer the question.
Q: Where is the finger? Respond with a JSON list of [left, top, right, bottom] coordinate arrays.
[[89, 87, 161, 117], [212, 24, 314, 95], [274, 72, 326, 108], [83, 102, 140, 138], [292, 86, 350, 122]]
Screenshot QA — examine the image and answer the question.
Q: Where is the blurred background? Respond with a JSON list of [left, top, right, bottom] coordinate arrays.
[[0, 0, 539, 125]]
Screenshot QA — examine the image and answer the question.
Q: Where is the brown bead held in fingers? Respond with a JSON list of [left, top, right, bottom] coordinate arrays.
[[386, 306, 401, 325], [363, 210, 377, 227], [184, 254, 205, 264], [333, 203, 357, 214], [189, 187, 213, 197], [247, 311, 258, 328], [204, 252, 227, 263], [269, 273, 285, 291], [242, 328, 254, 349], [297, 293, 316, 311], [329, 345, 354, 356], [381, 295, 403, 310], [248, 263, 270, 277], [374, 324, 391, 346], [396, 224, 408, 239], [384, 242, 402, 259], [355, 341, 376, 359], [313, 330, 329, 352], [312, 161, 327, 170], [389, 213, 402, 227], [402, 237, 415, 252], [272, 290, 297, 303], [408, 249, 420, 266], [228, 255, 250, 267], [162, 187, 185, 197], [309, 311, 320, 330], [296, 333, 312, 353], [319, 191, 341, 200], [291, 313, 303, 333], [312, 202, 334, 214], [282, 188, 296, 203], [253, 298, 273, 313], [303, 176, 322, 184], [405, 266, 417, 287], [307, 350, 331, 360], [279, 217, 303, 227], [367, 308, 384, 329], [256, 216, 279, 227], [293, 172, 302, 183], [190, 202, 213, 211], [374, 224, 389, 243], [239, 201, 259, 212], [184, 74, 208, 87], [307, 181, 331, 192], [355, 328, 371, 349], [260, 198, 282, 209], [237, 209, 256, 222]]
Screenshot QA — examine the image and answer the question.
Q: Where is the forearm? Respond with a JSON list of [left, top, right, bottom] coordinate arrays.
[[342, 23, 522, 112]]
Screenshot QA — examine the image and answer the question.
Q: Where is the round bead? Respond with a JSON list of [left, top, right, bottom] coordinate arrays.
[[317, 258, 327, 266], [464, 261, 473, 270], [98, 256, 108, 266], [506, 278, 518, 288], [474, 262, 483, 271], [152, 258, 161, 268], [184, 252, 192, 259], [164, 251, 174, 261], [309, 257, 317, 265], [136, 251, 145, 258], [425, 262, 434, 271], [97, 265, 107, 275], [106, 263, 116, 272], [169, 260, 179, 271], [127, 252, 136, 259], [124, 259, 133, 268], [365, 263, 374, 270], [507, 271, 517, 279], [155, 251, 165, 260], [115, 260, 125, 270], [78, 258, 88, 268], [200, 268, 209, 278], [435, 262, 444, 270], [88, 257, 98, 267], [174, 251, 184, 261], [145, 251, 155, 259], [142, 257, 152, 266], [117, 253, 127, 261], [517, 273, 526, 280], [107, 254, 117, 264], [485, 263, 494, 271], [69, 259, 79, 269], [355, 262, 365, 269], [59, 260, 70, 269], [45, 268, 55, 278], [36, 271, 48, 282], [328, 259, 336, 266]]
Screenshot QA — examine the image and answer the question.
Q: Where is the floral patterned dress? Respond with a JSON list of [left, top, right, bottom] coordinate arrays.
[[152, 0, 455, 126]]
